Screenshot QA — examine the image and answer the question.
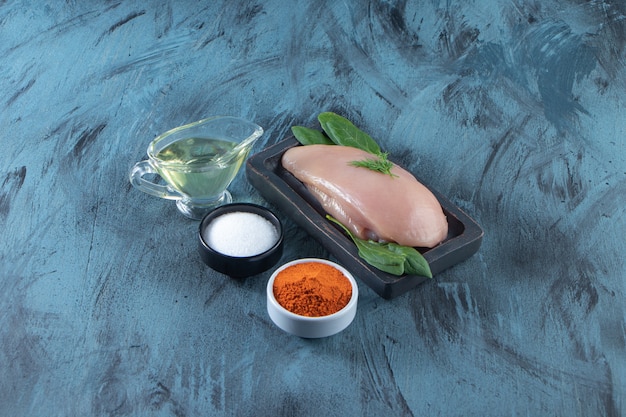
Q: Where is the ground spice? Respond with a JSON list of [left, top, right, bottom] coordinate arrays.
[[273, 262, 352, 317]]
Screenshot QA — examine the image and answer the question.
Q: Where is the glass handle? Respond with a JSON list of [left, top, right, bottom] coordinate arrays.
[[129, 160, 182, 200]]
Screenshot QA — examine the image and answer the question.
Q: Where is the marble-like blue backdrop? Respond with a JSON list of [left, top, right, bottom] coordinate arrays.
[[1, 1, 624, 416]]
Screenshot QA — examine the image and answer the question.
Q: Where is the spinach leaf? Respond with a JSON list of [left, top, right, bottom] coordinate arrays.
[[318, 112, 381, 155], [385, 242, 433, 278], [327, 215, 432, 278], [291, 126, 334, 146]]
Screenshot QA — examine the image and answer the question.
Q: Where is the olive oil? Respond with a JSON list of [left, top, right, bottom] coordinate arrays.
[[155, 137, 248, 200], [130, 116, 263, 219]]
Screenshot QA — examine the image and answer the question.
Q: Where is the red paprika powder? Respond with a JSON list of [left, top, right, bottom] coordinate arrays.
[[272, 261, 352, 317]]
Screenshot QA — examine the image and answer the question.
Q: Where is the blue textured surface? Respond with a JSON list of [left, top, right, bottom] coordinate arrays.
[[1, 1, 625, 416]]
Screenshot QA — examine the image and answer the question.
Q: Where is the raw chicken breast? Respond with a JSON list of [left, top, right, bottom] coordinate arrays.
[[281, 144, 448, 248]]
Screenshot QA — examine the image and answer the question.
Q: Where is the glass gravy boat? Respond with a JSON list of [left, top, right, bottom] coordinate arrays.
[[129, 116, 263, 219]]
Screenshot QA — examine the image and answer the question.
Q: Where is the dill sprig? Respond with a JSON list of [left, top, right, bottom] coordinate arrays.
[[349, 152, 397, 177]]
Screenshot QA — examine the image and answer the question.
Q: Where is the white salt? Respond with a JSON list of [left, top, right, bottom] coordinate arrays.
[[204, 211, 279, 257]]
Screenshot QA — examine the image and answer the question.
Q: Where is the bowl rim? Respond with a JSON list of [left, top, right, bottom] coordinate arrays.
[[266, 258, 359, 321], [198, 202, 283, 260]]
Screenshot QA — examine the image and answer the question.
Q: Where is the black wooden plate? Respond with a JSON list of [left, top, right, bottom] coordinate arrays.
[[246, 137, 484, 299]]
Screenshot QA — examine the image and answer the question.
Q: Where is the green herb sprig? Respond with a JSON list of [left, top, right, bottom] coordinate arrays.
[[349, 152, 397, 177]]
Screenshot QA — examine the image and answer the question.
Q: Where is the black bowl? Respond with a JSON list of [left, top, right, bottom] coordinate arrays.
[[198, 203, 284, 278]]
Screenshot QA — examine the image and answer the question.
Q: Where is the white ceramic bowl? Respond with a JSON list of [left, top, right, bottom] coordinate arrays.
[[266, 258, 358, 338]]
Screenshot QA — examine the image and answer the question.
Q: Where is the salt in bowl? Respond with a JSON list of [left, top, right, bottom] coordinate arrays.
[[266, 258, 359, 338], [198, 203, 283, 278]]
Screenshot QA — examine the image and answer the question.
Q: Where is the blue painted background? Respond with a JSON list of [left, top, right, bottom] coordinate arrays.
[[1, 1, 625, 416]]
